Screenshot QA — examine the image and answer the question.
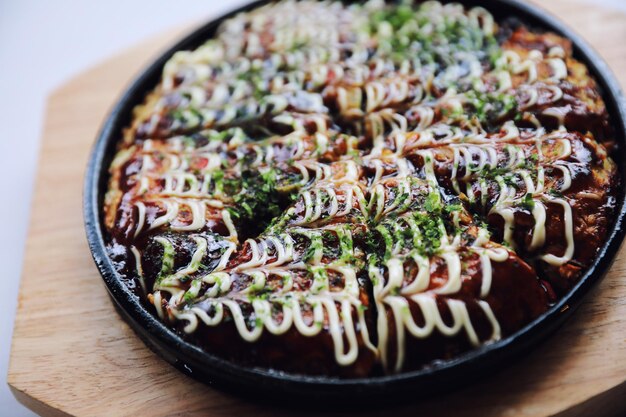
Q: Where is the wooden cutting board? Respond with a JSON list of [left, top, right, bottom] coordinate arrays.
[[8, 1, 626, 416]]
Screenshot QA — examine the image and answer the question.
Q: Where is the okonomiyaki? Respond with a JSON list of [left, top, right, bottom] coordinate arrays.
[[102, 0, 619, 376]]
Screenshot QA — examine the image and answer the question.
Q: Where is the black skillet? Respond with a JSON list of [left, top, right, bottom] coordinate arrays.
[[84, 0, 626, 407]]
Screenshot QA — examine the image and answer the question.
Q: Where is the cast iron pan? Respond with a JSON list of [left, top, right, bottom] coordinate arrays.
[[84, 0, 626, 407]]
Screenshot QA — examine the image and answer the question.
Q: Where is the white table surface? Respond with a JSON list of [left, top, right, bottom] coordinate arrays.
[[1, 0, 624, 416]]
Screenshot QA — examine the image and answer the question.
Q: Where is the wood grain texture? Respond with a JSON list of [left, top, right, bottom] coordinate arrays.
[[8, 1, 626, 416]]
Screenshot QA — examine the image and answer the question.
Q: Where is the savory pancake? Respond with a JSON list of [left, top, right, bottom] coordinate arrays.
[[103, 0, 619, 376]]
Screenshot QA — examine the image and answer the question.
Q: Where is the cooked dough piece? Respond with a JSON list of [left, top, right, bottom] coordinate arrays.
[[103, 0, 618, 377]]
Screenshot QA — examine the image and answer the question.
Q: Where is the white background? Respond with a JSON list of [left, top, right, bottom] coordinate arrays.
[[0, 0, 624, 416]]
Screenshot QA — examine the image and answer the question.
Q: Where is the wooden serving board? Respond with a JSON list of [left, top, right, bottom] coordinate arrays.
[[8, 1, 626, 416]]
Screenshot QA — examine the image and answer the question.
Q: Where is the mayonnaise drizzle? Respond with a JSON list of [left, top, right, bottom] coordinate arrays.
[[107, 0, 604, 374]]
